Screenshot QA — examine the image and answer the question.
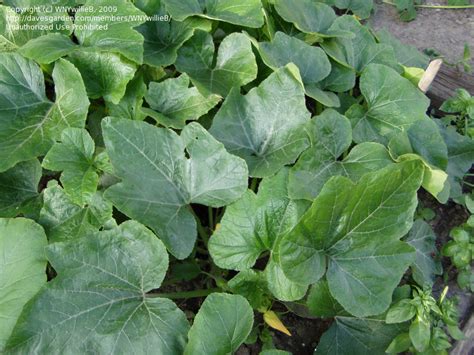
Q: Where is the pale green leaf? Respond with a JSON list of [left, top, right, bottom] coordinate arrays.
[[321, 16, 399, 73], [145, 74, 220, 129], [274, 0, 337, 35], [74, 0, 146, 64], [176, 31, 257, 96], [163, 0, 264, 28], [39, 181, 113, 243], [0, 5, 73, 50], [107, 73, 147, 120], [184, 293, 254, 355], [43, 128, 98, 206], [6, 221, 189, 355], [0, 160, 41, 218], [210, 64, 311, 177], [0, 218, 47, 351], [103, 118, 248, 259], [0, 55, 89, 172], [258, 31, 331, 89], [280, 162, 423, 317], [67, 50, 136, 104], [18, 33, 77, 64], [348, 63, 430, 144]]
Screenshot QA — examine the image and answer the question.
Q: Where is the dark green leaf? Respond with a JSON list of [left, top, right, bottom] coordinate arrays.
[[315, 317, 406, 354], [184, 293, 254, 355], [348, 64, 430, 144], [145, 74, 220, 129], [163, 0, 264, 28], [210, 64, 310, 177], [404, 220, 442, 287], [289, 109, 393, 200], [0, 160, 41, 218], [176, 31, 257, 96], [280, 162, 423, 316]]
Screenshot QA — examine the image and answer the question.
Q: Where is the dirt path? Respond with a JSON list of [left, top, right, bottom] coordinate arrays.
[[369, 2, 473, 65]]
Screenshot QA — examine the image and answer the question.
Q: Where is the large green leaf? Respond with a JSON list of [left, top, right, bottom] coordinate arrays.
[[102, 118, 248, 259], [348, 63, 430, 144], [67, 50, 136, 104], [0, 218, 47, 351], [289, 109, 393, 200], [437, 123, 474, 199], [18, 33, 78, 64], [43, 128, 99, 206], [209, 169, 309, 301], [228, 270, 272, 310], [184, 293, 253, 355], [106, 73, 147, 121], [0, 160, 41, 218], [321, 16, 399, 73], [0, 55, 89, 172], [257, 31, 332, 102], [6, 221, 189, 354], [17, 0, 147, 65], [0, 5, 72, 51], [319, 59, 356, 93], [315, 317, 406, 354], [274, 0, 337, 35], [321, 0, 374, 19], [404, 220, 442, 287], [307, 279, 345, 318], [280, 162, 423, 317], [210, 64, 311, 177], [163, 0, 264, 28], [388, 120, 449, 201], [376, 29, 429, 69], [74, 0, 146, 64], [176, 31, 257, 96], [145, 74, 221, 129], [39, 181, 113, 243]]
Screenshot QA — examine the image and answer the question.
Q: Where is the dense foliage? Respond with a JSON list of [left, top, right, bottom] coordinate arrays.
[[0, 0, 472, 354]]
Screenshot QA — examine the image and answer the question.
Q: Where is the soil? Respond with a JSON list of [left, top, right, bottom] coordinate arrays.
[[369, 1, 474, 65]]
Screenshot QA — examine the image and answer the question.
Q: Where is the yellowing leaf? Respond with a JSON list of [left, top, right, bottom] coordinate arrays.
[[263, 310, 292, 336]]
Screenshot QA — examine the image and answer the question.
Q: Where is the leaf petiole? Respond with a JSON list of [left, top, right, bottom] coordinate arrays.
[[147, 288, 221, 299]]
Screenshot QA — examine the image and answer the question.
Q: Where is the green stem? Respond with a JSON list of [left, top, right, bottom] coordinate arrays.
[[382, 0, 474, 9], [208, 206, 214, 230], [189, 206, 209, 245], [147, 288, 221, 299]]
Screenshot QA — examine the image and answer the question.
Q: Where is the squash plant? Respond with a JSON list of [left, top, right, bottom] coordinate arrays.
[[0, 0, 472, 354]]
